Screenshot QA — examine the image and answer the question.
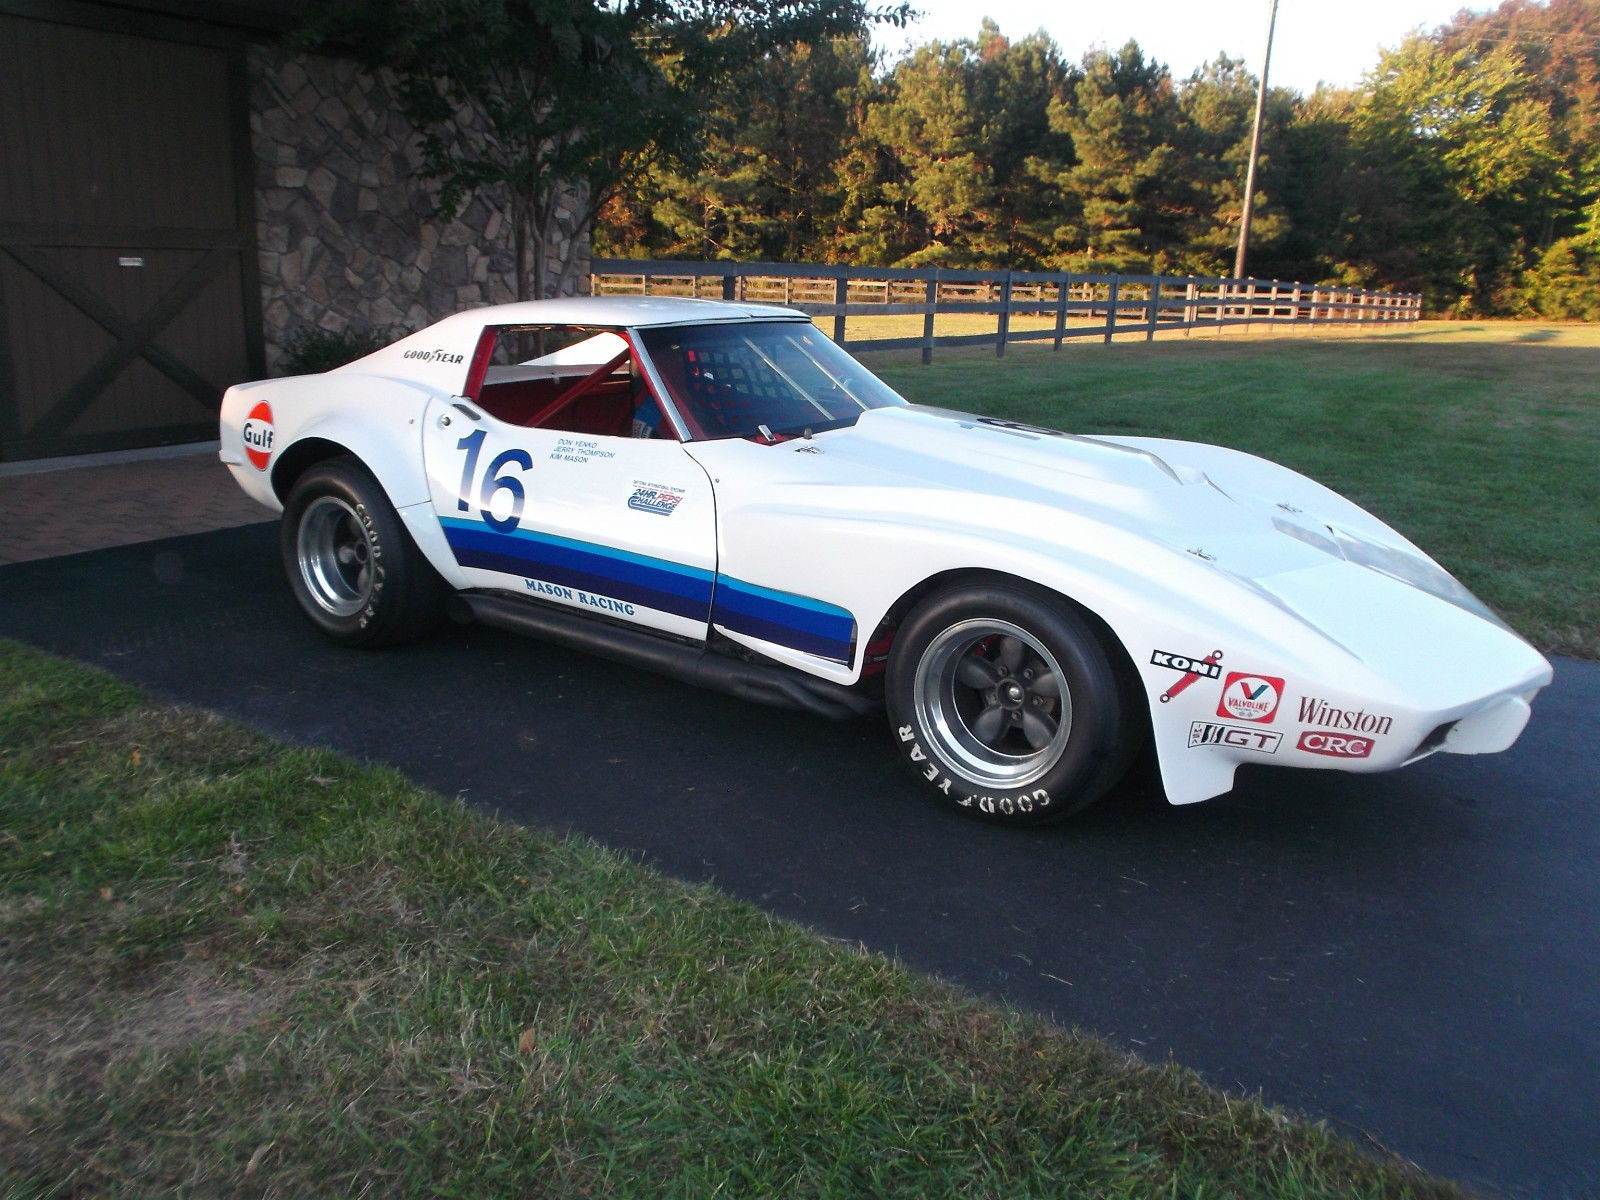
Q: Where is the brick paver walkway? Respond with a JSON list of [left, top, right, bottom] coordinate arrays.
[[0, 445, 272, 564]]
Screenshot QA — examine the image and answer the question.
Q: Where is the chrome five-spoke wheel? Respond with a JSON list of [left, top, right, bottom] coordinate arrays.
[[279, 458, 445, 647], [296, 495, 374, 618], [886, 583, 1133, 825], [913, 618, 1072, 788]]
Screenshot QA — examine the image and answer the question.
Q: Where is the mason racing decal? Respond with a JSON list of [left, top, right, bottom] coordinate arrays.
[[1152, 648, 1222, 702], [1296, 730, 1375, 758], [1216, 671, 1285, 723], [1297, 696, 1394, 736], [1188, 721, 1281, 753], [897, 724, 1051, 816], [524, 577, 636, 617], [242, 401, 274, 470], [627, 481, 685, 516]]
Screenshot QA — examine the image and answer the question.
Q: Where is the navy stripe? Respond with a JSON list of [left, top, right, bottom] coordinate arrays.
[[443, 520, 713, 622], [442, 518, 856, 664], [713, 578, 856, 664]]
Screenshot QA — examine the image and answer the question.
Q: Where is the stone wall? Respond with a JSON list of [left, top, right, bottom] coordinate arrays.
[[247, 47, 589, 374]]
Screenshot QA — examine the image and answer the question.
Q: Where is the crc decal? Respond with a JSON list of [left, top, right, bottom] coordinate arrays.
[[1188, 722, 1281, 753], [401, 347, 465, 364], [627, 482, 684, 516], [1216, 672, 1285, 723], [241, 401, 274, 470], [1297, 696, 1394, 736], [1297, 730, 1375, 758], [1152, 648, 1222, 702]]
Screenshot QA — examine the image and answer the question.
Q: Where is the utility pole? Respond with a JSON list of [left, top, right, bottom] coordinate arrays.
[[1233, 0, 1280, 280]]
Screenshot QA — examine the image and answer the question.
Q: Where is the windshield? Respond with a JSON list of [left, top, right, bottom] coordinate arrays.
[[636, 320, 905, 440]]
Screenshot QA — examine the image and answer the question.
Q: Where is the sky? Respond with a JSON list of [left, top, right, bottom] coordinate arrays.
[[871, 0, 1503, 95]]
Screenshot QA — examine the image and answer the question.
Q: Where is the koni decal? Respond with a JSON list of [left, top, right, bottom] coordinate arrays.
[[1216, 672, 1285, 723], [1153, 648, 1223, 702]]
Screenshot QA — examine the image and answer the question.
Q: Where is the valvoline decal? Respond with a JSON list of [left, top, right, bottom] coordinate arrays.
[[242, 401, 275, 470]]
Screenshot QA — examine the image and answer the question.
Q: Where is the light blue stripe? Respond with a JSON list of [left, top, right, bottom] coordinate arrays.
[[440, 517, 714, 583]]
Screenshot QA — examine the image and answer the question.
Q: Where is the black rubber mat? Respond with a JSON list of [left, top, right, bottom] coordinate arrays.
[[4, 524, 1597, 1199]]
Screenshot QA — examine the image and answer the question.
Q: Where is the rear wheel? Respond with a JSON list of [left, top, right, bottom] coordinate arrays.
[[280, 458, 445, 647], [885, 583, 1132, 825]]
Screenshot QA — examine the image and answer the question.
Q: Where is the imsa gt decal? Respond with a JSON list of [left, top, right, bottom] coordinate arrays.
[[1189, 721, 1281, 753]]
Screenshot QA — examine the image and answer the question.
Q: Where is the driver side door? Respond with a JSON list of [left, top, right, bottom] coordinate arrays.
[[419, 330, 717, 643]]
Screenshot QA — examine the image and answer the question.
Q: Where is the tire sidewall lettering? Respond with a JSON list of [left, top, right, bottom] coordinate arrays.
[[901, 730, 1052, 818], [349, 499, 387, 628]]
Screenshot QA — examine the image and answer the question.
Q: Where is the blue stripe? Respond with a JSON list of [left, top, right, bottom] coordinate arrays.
[[442, 519, 713, 622], [441, 518, 856, 664], [713, 578, 856, 664]]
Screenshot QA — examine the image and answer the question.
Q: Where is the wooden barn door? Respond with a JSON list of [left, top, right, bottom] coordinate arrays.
[[0, 10, 262, 461]]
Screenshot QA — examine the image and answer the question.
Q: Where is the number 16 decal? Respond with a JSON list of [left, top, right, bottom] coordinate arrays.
[[455, 429, 532, 533]]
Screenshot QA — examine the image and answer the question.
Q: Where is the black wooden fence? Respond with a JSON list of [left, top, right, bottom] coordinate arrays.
[[590, 258, 1422, 363]]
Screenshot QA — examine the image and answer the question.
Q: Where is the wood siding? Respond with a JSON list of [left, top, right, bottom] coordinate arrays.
[[0, 9, 260, 460]]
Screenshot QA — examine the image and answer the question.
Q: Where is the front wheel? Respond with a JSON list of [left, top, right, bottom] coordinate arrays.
[[885, 583, 1132, 825], [280, 458, 445, 647]]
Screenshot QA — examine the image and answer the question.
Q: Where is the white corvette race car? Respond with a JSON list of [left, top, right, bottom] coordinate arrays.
[[219, 297, 1552, 824]]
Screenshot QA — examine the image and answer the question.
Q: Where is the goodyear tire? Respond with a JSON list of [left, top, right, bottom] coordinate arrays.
[[280, 458, 445, 647], [885, 583, 1130, 825]]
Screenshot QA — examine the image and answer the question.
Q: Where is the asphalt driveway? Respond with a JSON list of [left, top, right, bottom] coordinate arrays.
[[2, 523, 1596, 1200]]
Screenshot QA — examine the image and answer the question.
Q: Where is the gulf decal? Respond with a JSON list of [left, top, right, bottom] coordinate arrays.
[[242, 402, 275, 470]]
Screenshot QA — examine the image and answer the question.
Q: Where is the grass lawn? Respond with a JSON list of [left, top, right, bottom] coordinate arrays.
[[859, 321, 1600, 659], [5, 320, 1588, 1196], [0, 642, 1463, 1198]]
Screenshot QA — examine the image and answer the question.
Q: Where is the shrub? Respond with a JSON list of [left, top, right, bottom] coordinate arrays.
[[279, 326, 398, 375]]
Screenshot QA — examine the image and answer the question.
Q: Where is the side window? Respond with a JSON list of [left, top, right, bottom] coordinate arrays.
[[471, 325, 674, 440]]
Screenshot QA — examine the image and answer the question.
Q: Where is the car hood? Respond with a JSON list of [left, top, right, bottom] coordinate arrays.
[[737, 404, 1416, 582], [686, 404, 1547, 692]]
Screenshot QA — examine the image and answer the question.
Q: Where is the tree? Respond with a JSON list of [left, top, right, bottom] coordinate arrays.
[[302, 0, 906, 301], [597, 35, 880, 263], [1353, 34, 1559, 310], [1045, 42, 1190, 273], [1176, 55, 1295, 276], [850, 21, 1072, 267]]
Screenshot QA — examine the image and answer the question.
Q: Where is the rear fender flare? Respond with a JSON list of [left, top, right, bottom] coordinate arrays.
[[271, 414, 467, 589]]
